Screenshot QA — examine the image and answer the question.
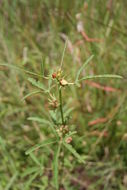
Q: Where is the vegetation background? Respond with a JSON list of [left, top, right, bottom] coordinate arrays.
[[0, 0, 127, 189]]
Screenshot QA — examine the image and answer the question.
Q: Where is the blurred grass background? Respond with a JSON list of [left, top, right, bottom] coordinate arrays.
[[0, 0, 127, 189]]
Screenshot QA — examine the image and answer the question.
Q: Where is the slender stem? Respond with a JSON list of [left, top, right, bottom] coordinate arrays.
[[58, 85, 64, 125], [58, 85, 65, 188]]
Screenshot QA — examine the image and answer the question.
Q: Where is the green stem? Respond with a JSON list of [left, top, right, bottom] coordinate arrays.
[[59, 85, 64, 125]]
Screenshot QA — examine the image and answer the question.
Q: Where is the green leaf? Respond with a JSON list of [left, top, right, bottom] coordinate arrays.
[[22, 167, 39, 177], [28, 117, 51, 125], [28, 77, 46, 91], [0, 136, 6, 149], [75, 55, 94, 82], [53, 143, 61, 190], [5, 172, 18, 190], [0, 63, 44, 78], [65, 131, 77, 138], [22, 90, 41, 101], [25, 138, 57, 155], [29, 152, 41, 166], [41, 57, 45, 76], [60, 38, 68, 69], [63, 142, 85, 164], [79, 74, 123, 81], [64, 107, 74, 118], [25, 172, 38, 190], [49, 110, 57, 123], [48, 76, 53, 92], [28, 117, 58, 138]]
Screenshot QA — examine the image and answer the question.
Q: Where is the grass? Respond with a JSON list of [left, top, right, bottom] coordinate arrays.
[[0, 0, 127, 189]]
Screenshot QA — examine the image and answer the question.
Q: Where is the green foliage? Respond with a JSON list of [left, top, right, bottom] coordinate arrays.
[[25, 139, 57, 155], [79, 74, 123, 82], [63, 142, 85, 164], [28, 77, 46, 91], [22, 90, 41, 101], [5, 172, 18, 190], [28, 116, 52, 125], [53, 143, 61, 190], [22, 167, 40, 177], [75, 54, 94, 83]]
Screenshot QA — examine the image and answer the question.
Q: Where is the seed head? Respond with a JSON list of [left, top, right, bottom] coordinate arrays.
[[66, 137, 72, 144], [49, 99, 58, 109], [60, 79, 68, 86], [56, 129, 62, 137], [60, 125, 69, 134]]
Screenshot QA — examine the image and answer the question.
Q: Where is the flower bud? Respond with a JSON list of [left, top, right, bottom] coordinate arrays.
[[57, 69, 62, 78], [52, 73, 57, 79]]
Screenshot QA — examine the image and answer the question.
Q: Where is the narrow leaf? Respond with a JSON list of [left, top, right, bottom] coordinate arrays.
[[22, 90, 41, 101], [60, 38, 68, 69], [65, 131, 77, 138], [25, 138, 57, 155], [53, 143, 61, 190], [29, 152, 41, 166], [5, 172, 18, 190], [0, 63, 44, 78], [63, 142, 85, 164], [41, 57, 45, 76], [28, 77, 46, 91], [48, 76, 53, 92], [64, 107, 74, 118], [28, 117, 51, 125], [28, 117, 58, 138], [25, 172, 38, 190], [79, 74, 123, 81], [75, 55, 94, 82], [22, 167, 39, 177]]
